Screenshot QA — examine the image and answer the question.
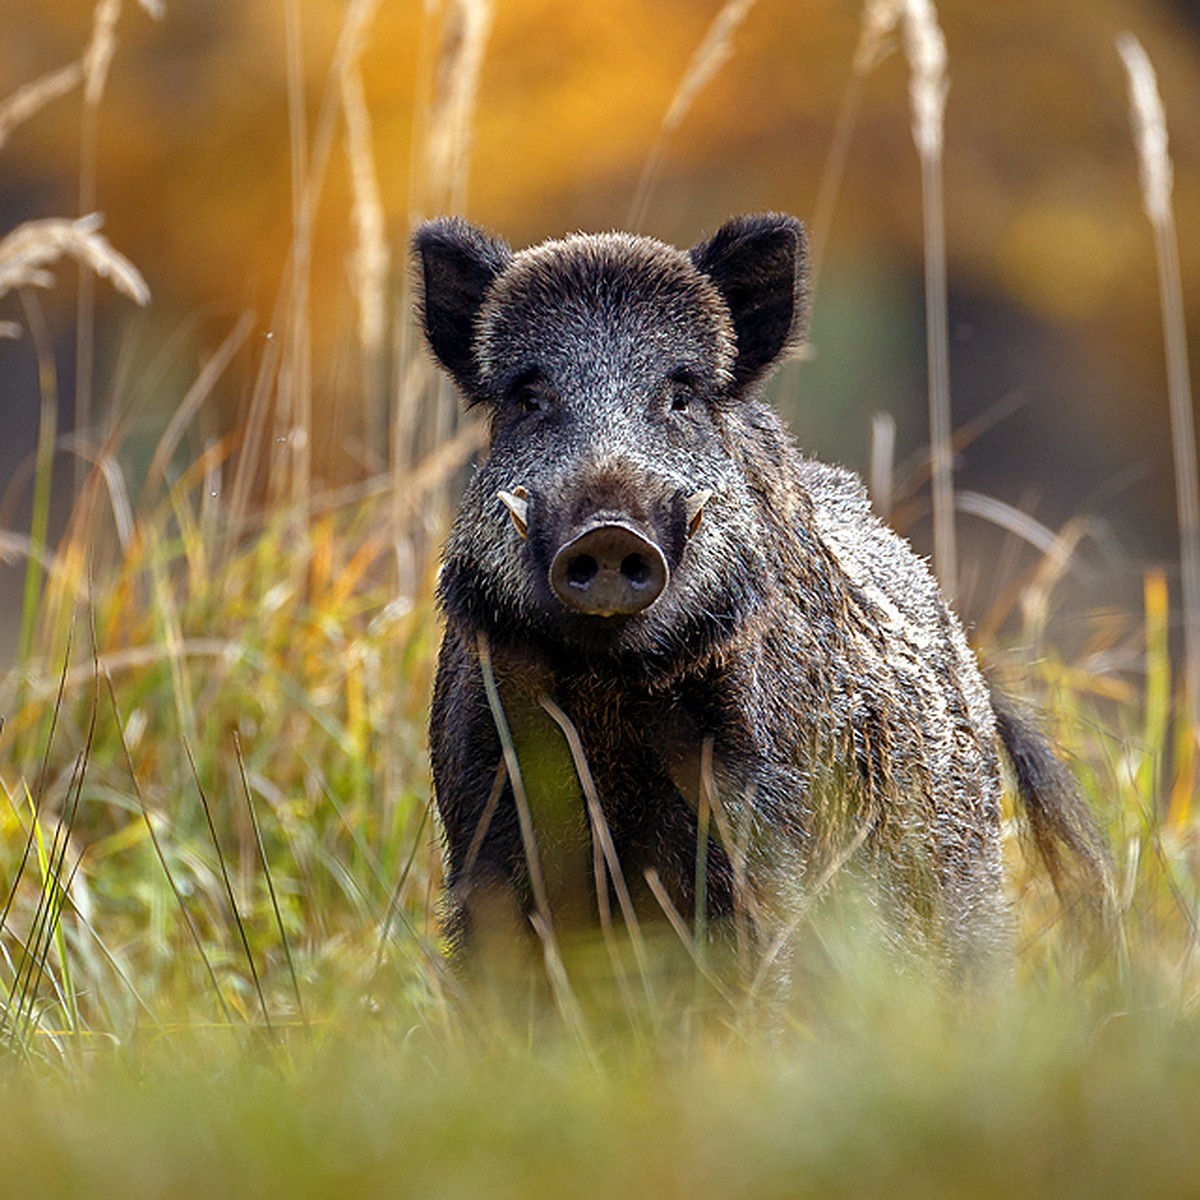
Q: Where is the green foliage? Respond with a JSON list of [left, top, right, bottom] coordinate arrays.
[[1, 486, 445, 1047]]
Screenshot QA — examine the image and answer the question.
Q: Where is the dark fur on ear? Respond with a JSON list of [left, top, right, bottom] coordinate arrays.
[[690, 213, 808, 394], [413, 217, 513, 397]]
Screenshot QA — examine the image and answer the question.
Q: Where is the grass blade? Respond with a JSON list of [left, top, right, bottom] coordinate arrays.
[[182, 737, 274, 1040], [104, 670, 234, 1026], [233, 731, 306, 1031], [476, 633, 590, 1046]]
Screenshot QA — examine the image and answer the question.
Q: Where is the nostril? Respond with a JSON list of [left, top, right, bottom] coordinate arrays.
[[621, 554, 651, 588], [566, 554, 598, 589]]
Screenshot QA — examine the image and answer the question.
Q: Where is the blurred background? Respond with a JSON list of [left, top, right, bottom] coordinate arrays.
[[1, 0, 1199, 662]]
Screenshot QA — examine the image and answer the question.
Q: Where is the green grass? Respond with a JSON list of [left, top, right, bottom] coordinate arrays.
[[1, 405, 1198, 1196], [3, 2, 1200, 1196], [1, 498, 445, 1049], [0, 956, 1199, 1198]]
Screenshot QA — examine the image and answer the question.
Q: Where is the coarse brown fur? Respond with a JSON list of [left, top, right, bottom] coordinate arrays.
[[414, 212, 1112, 984]]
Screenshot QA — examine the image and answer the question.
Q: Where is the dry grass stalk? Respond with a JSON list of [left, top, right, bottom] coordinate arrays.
[[77, 0, 121, 491], [0, 63, 84, 152], [1118, 34, 1172, 224], [1118, 32, 1200, 726], [270, 0, 380, 517], [628, 0, 759, 229], [82, 0, 122, 107], [0, 214, 149, 307], [955, 491, 1069, 562], [808, 0, 903, 292], [475, 633, 595, 1049], [73, 443, 136, 553], [748, 812, 876, 999], [539, 695, 657, 1007], [695, 743, 761, 982], [661, 0, 758, 135], [423, 0, 494, 214], [341, 61, 389, 362], [147, 311, 256, 491], [902, 0, 947, 159], [869, 411, 896, 520], [391, 0, 494, 553], [15, 288, 61, 669], [338, 3, 390, 453], [276, 0, 313, 514], [854, 0, 905, 73], [473, 633, 554, 943], [902, 0, 956, 601], [76, 0, 162, 484], [641, 868, 737, 1005], [1016, 518, 1093, 648], [390, 6, 438, 500], [314, 0, 388, 454], [426, 0, 494, 466], [79, 0, 163, 105]]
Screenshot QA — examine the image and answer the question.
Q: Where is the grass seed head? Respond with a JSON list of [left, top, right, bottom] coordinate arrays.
[[903, 0, 948, 160], [1118, 32, 1173, 225], [0, 214, 150, 306]]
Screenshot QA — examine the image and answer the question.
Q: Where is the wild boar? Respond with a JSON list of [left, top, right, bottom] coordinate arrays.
[[413, 212, 1110, 981]]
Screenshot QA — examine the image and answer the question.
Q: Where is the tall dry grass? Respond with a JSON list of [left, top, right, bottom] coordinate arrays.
[[74, 0, 166, 491], [628, 0, 760, 230], [0, 0, 463, 1062], [807, 0, 902, 293], [1118, 33, 1200, 743], [901, 0, 957, 601], [386, 0, 495, 598]]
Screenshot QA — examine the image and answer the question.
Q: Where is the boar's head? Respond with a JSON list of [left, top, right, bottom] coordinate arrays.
[[414, 213, 808, 678]]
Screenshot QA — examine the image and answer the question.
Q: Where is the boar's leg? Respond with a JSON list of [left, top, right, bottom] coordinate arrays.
[[430, 628, 532, 966]]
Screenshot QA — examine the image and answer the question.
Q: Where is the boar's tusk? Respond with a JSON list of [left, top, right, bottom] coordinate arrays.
[[685, 488, 713, 538], [497, 487, 530, 538]]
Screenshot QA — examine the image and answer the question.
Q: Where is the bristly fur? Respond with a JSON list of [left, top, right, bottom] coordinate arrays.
[[413, 212, 1114, 983]]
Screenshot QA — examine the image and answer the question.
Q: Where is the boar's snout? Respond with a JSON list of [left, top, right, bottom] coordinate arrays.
[[549, 522, 669, 617]]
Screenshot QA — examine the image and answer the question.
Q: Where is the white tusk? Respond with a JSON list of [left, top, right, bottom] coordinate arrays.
[[497, 487, 529, 538], [685, 488, 713, 538]]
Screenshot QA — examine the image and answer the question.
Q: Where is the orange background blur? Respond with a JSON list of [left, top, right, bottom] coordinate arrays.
[[2, 0, 1200, 633]]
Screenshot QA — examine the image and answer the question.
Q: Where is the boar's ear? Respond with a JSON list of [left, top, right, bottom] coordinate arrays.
[[690, 213, 808, 393], [413, 217, 513, 397]]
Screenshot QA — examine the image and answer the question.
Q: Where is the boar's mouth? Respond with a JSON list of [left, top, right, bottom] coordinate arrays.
[[549, 521, 669, 617]]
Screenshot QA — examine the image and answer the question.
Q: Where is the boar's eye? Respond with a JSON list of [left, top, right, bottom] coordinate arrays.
[[507, 369, 550, 415], [667, 370, 698, 413]]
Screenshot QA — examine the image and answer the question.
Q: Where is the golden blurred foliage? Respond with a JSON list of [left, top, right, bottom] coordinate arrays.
[[1, 0, 1198, 548], [1, 0, 1193, 317]]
